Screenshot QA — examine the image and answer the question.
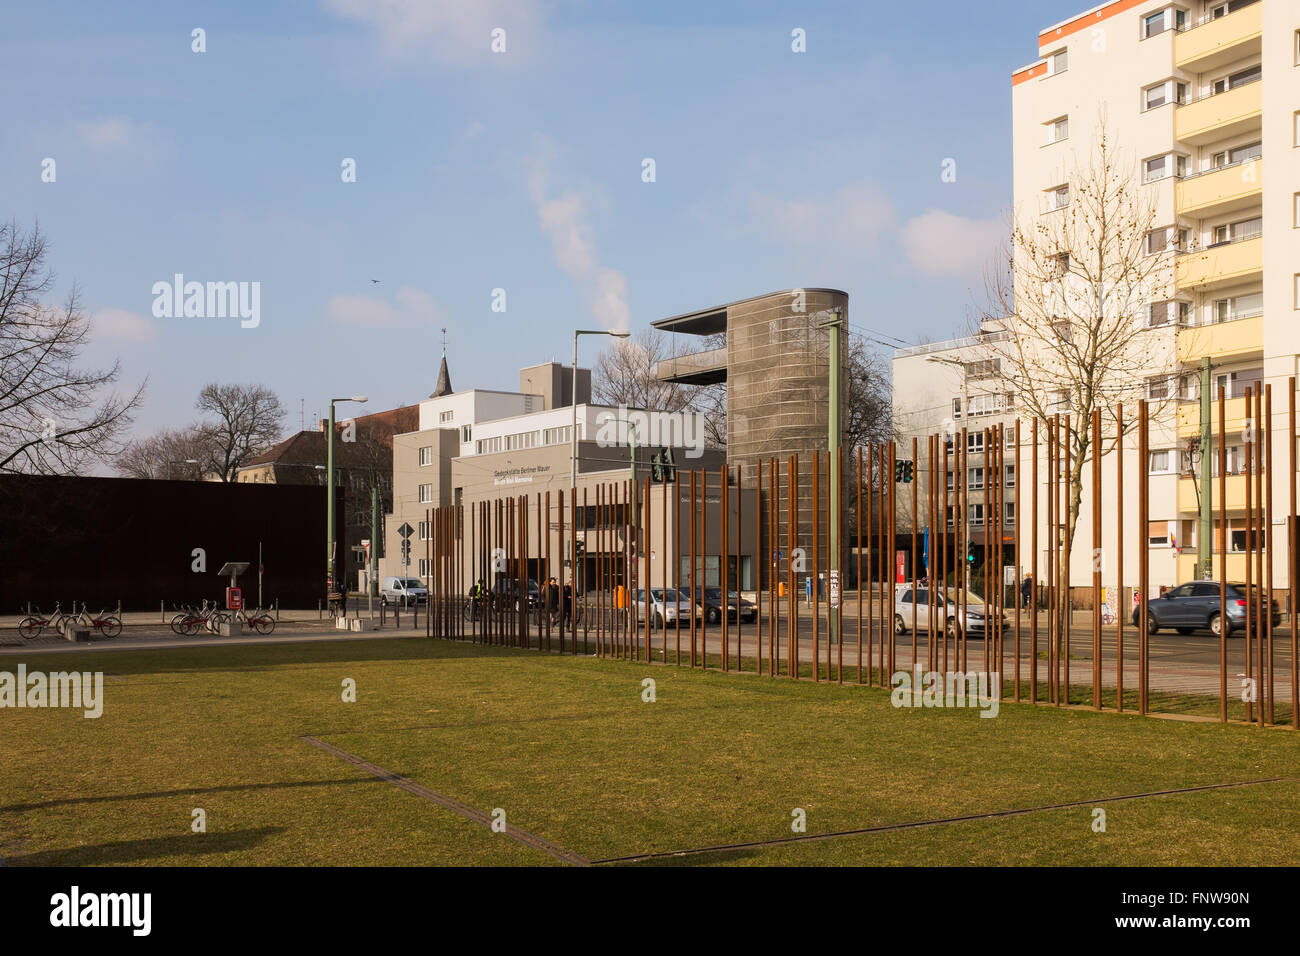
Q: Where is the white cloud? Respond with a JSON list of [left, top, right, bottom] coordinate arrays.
[[527, 147, 630, 331], [75, 116, 135, 149], [749, 182, 897, 248], [327, 286, 444, 326], [323, 0, 543, 63], [902, 210, 1006, 277], [92, 308, 156, 343]]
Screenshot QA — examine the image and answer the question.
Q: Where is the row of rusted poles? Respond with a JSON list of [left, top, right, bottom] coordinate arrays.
[[1291, 378, 1299, 729]]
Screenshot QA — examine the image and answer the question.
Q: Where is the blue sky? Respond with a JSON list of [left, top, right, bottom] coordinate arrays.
[[2, 0, 1084, 438]]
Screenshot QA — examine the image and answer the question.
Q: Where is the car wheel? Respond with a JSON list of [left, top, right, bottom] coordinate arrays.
[[1209, 613, 1222, 638], [653, 613, 664, 630], [894, 614, 906, 635], [707, 608, 720, 625], [945, 617, 956, 638], [1147, 613, 1159, 635], [1176, 627, 1194, 636]]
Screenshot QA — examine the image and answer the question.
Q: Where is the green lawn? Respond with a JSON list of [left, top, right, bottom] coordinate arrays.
[[1, 637, 1298, 866]]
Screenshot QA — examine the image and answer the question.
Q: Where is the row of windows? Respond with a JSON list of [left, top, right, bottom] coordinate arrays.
[[474, 425, 574, 456], [946, 503, 1016, 528]]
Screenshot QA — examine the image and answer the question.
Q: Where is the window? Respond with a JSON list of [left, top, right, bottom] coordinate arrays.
[[968, 467, 985, 490], [952, 397, 962, 419], [1005, 464, 1016, 488], [1148, 521, 1170, 547], [417, 520, 429, 540], [1212, 293, 1262, 323], [964, 359, 1000, 381], [1213, 216, 1262, 245], [1212, 64, 1260, 94], [946, 471, 955, 491], [1145, 227, 1170, 254], [1046, 184, 1070, 211], [1148, 300, 1190, 327], [1143, 82, 1168, 110], [967, 432, 985, 454], [1295, 274, 1300, 310], [461, 425, 472, 443], [1004, 502, 1016, 527], [1147, 377, 1173, 400], [1143, 11, 1166, 38], [1045, 116, 1068, 145], [418, 446, 433, 466], [1052, 253, 1071, 278], [439, 410, 453, 423], [418, 483, 433, 503], [1046, 49, 1067, 75], [1144, 155, 1167, 182], [1149, 450, 1173, 473], [1295, 111, 1300, 147], [1295, 192, 1300, 228], [969, 503, 985, 527]]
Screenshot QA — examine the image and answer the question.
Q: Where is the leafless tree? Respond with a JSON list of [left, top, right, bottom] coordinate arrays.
[[978, 123, 1178, 551], [117, 426, 211, 479], [193, 383, 286, 481], [0, 221, 143, 474]]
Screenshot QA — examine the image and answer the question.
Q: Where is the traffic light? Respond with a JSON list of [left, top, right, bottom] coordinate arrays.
[[662, 447, 676, 483], [651, 448, 677, 483], [966, 542, 976, 564], [902, 460, 914, 484], [651, 452, 663, 483], [894, 460, 903, 483], [894, 459, 914, 483], [401, 539, 411, 561]]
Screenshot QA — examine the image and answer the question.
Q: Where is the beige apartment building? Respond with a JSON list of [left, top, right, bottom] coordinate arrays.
[[382, 358, 753, 598], [894, 0, 1299, 597]]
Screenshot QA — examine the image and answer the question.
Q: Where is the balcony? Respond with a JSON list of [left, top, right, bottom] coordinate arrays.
[[1178, 475, 1254, 513], [656, 347, 727, 386], [1176, 236, 1262, 293], [1174, 1, 1262, 73], [1175, 312, 1262, 363], [1174, 79, 1262, 145], [1176, 158, 1262, 218], [1177, 394, 1253, 437], [1177, 552, 1265, 583]]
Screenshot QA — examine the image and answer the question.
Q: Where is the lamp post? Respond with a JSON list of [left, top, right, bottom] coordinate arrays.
[[327, 395, 367, 603]]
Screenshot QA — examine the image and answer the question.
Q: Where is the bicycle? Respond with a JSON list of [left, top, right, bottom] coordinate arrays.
[[17, 603, 65, 639], [210, 606, 276, 635], [64, 603, 122, 638], [172, 601, 216, 636]]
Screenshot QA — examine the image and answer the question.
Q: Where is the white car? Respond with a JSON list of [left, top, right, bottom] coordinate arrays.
[[381, 576, 428, 607], [893, 584, 1006, 638], [633, 587, 703, 629]]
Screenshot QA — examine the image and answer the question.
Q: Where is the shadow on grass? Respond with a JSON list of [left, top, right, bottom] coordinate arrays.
[[1, 777, 383, 813], [4, 827, 285, 866], [3, 637, 522, 678]]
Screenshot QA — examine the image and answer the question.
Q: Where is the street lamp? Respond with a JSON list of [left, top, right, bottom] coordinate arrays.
[[572, 329, 630, 492], [327, 395, 367, 604]]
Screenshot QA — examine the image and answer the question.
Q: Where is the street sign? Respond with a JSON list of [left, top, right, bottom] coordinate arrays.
[[398, 523, 414, 539], [829, 569, 840, 609]]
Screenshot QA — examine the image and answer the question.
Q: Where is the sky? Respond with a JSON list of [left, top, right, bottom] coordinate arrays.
[[2, 0, 1089, 440]]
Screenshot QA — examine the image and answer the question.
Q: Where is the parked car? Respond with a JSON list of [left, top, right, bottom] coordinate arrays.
[[1135, 581, 1280, 637], [701, 587, 757, 624], [492, 577, 539, 611], [633, 587, 702, 629], [893, 584, 1007, 638], [381, 576, 428, 607]]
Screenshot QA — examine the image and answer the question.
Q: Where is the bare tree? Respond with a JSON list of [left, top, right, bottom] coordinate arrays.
[[845, 335, 894, 450], [117, 426, 211, 479], [0, 221, 143, 474], [979, 124, 1177, 551], [193, 383, 286, 481]]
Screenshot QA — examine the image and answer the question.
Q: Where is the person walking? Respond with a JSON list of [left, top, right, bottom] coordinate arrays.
[[1021, 574, 1034, 609]]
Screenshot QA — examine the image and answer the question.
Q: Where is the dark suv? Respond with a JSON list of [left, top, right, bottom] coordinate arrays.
[[1136, 581, 1281, 637]]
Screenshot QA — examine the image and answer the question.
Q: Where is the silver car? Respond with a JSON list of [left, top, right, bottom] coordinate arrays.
[[634, 587, 703, 629], [893, 584, 1007, 638]]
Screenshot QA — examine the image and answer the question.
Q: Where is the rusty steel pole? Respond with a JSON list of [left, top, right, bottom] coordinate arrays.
[[1138, 401, 1149, 715], [1092, 408, 1102, 709], [1266, 385, 1275, 724], [1291, 378, 1299, 730]]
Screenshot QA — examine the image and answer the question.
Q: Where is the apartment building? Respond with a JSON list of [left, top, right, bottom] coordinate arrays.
[[382, 358, 750, 597], [894, 0, 1298, 595]]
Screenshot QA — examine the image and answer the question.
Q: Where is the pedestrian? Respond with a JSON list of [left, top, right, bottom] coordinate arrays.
[[1021, 574, 1033, 608]]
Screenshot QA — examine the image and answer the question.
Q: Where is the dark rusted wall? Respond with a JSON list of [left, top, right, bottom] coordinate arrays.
[[0, 475, 342, 612]]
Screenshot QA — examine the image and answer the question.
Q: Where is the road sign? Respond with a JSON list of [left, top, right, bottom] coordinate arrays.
[[829, 569, 840, 609], [398, 522, 414, 539]]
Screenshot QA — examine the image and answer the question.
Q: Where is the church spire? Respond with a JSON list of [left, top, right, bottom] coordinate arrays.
[[431, 328, 453, 397]]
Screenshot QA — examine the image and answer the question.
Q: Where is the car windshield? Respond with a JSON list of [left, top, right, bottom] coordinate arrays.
[[652, 588, 685, 602], [940, 589, 987, 610], [704, 588, 723, 601], [402, 579, 421, 588]]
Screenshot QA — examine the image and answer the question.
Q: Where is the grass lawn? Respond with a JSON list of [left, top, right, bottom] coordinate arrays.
[[1, 637, 1298, 866]]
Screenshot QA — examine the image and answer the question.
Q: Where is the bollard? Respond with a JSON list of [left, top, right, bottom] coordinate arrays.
[[274, 599, 279, 621], [318, 599, 322, 620]]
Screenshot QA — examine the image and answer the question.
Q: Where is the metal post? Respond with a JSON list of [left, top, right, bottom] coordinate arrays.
[[1219, 389, 1227, 722], [1200, 356, 1213, 580], [1092, 408, 1102, 709], [812, 451, 820, 681], [1117, 405, 1125, 712]]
